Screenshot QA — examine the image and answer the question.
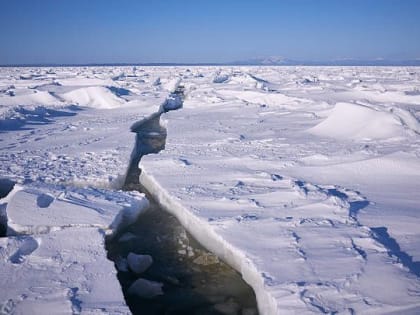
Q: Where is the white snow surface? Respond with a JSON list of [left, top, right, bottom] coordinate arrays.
[[0, 66, 174, 313], [1, 227, 126, 314], [1, 66, 420, 314], [60, 86, 126, 109], [308, 102, 409, 140], [0, 183, 148, 314], [139, 66, 420, 314]]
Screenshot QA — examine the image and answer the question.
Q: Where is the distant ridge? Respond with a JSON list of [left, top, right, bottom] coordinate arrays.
[[231, 56, 420, 66], [0, 62, 223, 67], [1, 58, 420, 67]]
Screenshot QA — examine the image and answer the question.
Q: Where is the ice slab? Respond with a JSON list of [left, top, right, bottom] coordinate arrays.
[[0, 228, 129, 314], [140, 66, 420, 314], [5, 184, 148, 236]]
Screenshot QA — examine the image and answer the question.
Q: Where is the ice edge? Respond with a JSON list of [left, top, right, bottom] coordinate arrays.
[[139, 169, 276, 315]]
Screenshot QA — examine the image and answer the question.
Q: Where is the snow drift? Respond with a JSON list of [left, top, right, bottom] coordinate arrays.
[[308, 102, 407, 140], [60, 86, 125, 109]]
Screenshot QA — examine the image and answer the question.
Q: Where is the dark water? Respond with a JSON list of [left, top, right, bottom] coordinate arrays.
[[0, 178, 15, 236], [106, 87, 258, 314], [107, 190, 258, 315]]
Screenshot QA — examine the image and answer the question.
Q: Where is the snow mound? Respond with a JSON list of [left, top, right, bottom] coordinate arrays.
[[60, 86, 126, 109], [308, 102, 407, 140]]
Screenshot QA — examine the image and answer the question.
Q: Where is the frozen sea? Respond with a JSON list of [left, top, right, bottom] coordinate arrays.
[[0, 66, 419, 314]]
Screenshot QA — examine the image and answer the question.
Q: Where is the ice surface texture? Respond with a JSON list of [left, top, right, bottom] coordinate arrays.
[[1, 66, 420, 314], [139, 66, 420, 314]]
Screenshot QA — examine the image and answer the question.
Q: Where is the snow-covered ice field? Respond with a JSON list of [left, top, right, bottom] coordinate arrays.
[[1, 66, 420, 314]]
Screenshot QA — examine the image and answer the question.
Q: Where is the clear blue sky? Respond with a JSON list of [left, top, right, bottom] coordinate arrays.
[[1, 0, 419, 64]]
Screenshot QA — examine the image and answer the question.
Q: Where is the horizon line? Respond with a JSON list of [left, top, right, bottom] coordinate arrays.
[[1, 59, 420, 67]]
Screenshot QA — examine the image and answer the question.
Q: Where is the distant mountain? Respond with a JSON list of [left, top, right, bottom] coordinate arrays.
[[231, 56, 299, 65], [230, 57, 420, 66]]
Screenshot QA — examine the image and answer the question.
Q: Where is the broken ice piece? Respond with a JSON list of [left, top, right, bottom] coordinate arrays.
[[127, 278, 163, 299], [127, 252, 153, 274]]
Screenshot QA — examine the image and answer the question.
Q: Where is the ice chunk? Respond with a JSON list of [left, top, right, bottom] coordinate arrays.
[[162, 78, 181, 92], [162, 94, 183, 111], [115, 256, 129, 272], [213, 74, 229, 83], [127, 252, 153, 274], [127, 278, 164, 298], [0, 228, 129, 314]]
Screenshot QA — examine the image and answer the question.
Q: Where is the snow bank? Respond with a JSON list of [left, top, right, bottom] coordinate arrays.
[[308, 102, 407, 140]]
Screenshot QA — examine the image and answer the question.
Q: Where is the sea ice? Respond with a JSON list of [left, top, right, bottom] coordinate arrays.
[[1, 65, 419, 314]]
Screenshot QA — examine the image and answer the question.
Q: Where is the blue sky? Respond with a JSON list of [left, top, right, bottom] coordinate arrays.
[[1, 0, 420, 64]]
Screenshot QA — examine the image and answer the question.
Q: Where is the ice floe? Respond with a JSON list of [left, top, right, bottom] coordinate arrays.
[[1, 66, 420, 314]]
